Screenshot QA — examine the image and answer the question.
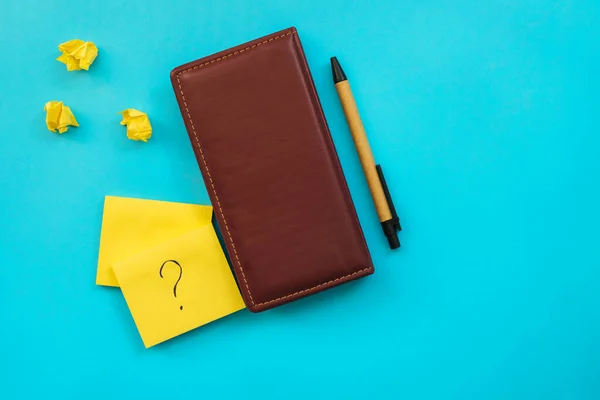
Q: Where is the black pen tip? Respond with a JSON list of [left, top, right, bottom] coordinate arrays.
[[330, 56, 347, 84]]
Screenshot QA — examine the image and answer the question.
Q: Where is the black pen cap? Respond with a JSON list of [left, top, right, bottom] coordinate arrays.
[[330, 57, 347, 84]]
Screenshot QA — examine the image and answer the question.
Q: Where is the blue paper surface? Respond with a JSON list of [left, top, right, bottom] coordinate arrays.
[[0, 1, 599, 398]]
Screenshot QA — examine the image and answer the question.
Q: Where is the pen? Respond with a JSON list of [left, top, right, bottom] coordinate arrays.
[[331, 56, 402, 249]]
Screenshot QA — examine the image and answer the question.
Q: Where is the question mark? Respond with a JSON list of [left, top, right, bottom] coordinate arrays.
[[160, 260, 183, 310]]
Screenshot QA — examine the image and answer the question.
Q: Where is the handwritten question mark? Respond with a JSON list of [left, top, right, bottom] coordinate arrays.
[[160, 260, 183, 310]]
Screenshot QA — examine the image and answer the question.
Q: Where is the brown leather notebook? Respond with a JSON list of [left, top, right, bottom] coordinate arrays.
[[170, 27, 373, 312]]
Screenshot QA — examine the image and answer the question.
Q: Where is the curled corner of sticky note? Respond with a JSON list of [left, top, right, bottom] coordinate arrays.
[[57, 39, 98, 71], [119, 109, 152, 142], [44, 101, 79, 134]]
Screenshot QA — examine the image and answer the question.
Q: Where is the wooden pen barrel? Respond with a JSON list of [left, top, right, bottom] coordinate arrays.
[[334, 80, 392, 223]]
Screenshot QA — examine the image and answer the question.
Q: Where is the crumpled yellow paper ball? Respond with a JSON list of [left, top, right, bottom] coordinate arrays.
[[57, 39, 98, 71], [44, 101, 79, 134], [119, 109, 152, 142]]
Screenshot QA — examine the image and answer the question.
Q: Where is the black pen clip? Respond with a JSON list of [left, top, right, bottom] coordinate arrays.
[[376, 165, 401, 248]]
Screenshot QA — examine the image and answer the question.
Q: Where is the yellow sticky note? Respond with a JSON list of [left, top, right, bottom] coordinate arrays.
[[119, 109, 152, 142], [97, 196, 213, 287], [57, 39, 98, 71], [112, 226, 245, 348], [44, 101, 79, 133]]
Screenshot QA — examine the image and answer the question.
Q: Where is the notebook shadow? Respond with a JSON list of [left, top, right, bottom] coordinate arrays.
[[211, 214, 244, 291]]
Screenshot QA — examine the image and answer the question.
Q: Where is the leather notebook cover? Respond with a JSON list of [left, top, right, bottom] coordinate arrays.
[[170, 27, 373, 312]]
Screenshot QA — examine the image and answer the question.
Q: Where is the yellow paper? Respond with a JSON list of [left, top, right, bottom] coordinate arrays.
[[96, 196, 213, 287], [112, 226, 245, 348], [57, 39, 98, 71], [44, 101, 79, 133], [119, 109, 152, 142]]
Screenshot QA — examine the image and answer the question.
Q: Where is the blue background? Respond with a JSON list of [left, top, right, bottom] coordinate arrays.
[[1, 1, 599, 398]]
